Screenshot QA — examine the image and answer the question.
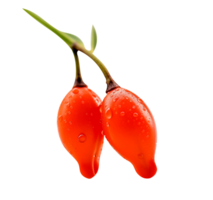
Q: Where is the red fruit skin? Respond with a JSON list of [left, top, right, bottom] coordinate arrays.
[[57, 87, 104, 179], [101, 88, 157, 178]]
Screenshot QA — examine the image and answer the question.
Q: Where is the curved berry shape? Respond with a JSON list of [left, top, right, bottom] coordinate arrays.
[[57, 86, 104, 179], [101, 88, 157, 178]]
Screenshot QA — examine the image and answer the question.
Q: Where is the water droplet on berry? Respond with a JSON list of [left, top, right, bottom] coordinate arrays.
[[138, 98, 143, 103], [133, 112, 138, 117], [72, 88, 79, 94], [69, 121, 72, 125], [101, 131, 104, 135], [113, 97, 119, 102], [106, 122, 110, 127], [105, 108, 112, 119], [95, 97, 100, 104], [63, 119, 67, 123], [81, 101, 84, 104], [120, 111, 125, 116], [78, 134, 86, 143], [132, 106, 135, 109]]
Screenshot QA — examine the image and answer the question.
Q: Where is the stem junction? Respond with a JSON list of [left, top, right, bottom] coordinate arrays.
[[72, 43, 120, 93]]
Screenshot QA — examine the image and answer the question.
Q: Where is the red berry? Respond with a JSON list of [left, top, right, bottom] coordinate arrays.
[[101, 88, 157, 178], [57, 87, 104, 179]]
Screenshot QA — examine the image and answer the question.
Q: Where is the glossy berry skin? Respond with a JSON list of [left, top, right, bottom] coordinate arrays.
[[57, 86, 104, 179], [101, 87, 157, 178]]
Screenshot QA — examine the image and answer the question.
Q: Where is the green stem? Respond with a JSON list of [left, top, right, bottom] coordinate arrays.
[[23, 9, 74, 46], [72, 43, 119, 92], [76, 44, 111, 83], [72, 49, 87, 87], [24, 8, 120, 92]]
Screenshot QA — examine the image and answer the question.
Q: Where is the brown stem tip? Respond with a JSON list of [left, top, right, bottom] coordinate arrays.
[[106, 79, 120, 93], [73, 77, 87, 88]]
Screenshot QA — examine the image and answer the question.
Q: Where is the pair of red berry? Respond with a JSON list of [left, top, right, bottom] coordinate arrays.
[[57, 48, 158, 181], [21, 6, 158, 180]]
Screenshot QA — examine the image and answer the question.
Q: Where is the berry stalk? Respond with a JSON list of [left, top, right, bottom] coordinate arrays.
[[72, 43, 119, 92], [72, 48, 87, 87], [23, 9, 119, 92]]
